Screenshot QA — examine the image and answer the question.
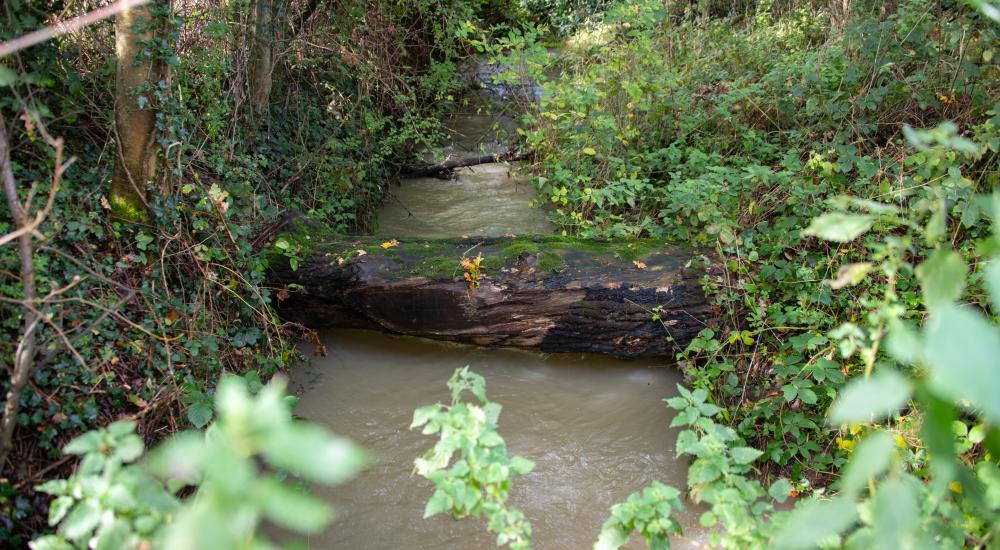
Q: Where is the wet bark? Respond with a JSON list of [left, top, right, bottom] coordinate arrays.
[[267, 219, 716, 359]]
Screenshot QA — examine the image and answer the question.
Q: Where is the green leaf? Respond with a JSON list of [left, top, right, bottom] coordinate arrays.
[[411, 405, 439, 429], [107, 421, 137, 437], [186, 402, 213, 429], [772, 497, 857, 549], [985, 261, 1000, 312], [769, 478, 792, 503], [27, 536, 74, 550], [839, 431, 895, 497], [60, 499, 101, 541], [424, 489, 452, 518], [510, 456, 534, 475], [915, 248, 966, 311], [872, 477, 919, 550], [263, 424, 366, 484], [259, 479, 333, 533], [48, 496, 74, 526], [924, 306, 1000, 425], [582, 147, 597, 156], [63, 431, 102, 455], [593, 523, 629, 550], [730, 446, 764, 465], [115, 434, 145, 463], [885, 320, 923, 365], [0, 65, 17, 87], [803, 213, 874, 242], [828, 371, 911, 424]]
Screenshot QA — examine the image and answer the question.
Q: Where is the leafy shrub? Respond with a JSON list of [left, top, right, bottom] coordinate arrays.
[[30, 374, 365, 549]]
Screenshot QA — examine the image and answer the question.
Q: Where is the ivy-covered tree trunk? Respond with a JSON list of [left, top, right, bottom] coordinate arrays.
[[111, 0, 167, 221]]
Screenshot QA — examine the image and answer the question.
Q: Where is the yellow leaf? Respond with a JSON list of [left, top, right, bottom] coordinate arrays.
[[381, 239, 399, 249], [582, 147, 597, 156]]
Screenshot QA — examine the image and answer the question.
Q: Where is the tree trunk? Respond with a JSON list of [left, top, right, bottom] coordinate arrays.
[[266, 218, 717, 359], [111, 0, 166, 221], [830, 0, 851, 33], [250, 0, 275, 110]]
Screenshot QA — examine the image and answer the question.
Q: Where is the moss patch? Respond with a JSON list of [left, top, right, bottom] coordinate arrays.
[[536, 251, 566, 273], [412, 255, 460, 279]]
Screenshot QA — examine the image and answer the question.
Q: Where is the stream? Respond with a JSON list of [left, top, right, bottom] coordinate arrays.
[[288, 91, 705, 548]]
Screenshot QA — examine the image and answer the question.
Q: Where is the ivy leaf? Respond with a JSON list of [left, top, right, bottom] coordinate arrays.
[[186, 402, 213, 429], [829, 371, 911, 424], [924, 306, 1000, 425], [803, 213, 873, 242], [915, 247, 966, 311]]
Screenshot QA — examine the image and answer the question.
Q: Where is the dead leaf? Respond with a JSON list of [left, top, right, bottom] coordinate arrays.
[[825, 262, 873, 289], [633, 260, 647, 270]]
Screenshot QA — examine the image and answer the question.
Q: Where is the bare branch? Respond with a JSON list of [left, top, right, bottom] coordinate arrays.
[[0, 0, 150, 57]]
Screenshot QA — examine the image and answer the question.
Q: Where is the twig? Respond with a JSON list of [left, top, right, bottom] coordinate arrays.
[[0, 0, 150, 56]]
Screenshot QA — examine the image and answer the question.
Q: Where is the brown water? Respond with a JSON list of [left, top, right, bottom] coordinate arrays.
[[376, 107, 555, 239], [289, 331, 704, 549], [288, 97, 703, 549]]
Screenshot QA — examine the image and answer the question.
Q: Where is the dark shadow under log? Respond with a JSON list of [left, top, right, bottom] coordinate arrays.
[[266, 221, 717, 359]]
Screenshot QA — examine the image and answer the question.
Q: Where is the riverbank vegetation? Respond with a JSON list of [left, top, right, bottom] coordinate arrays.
[[3, 0, 1000, 548]]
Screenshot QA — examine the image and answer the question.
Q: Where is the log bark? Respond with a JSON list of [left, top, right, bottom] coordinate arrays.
[[401, 150, 531, 179], [267, 220, 716, 359]]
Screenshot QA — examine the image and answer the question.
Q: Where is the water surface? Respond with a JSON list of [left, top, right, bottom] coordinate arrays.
[[290, 331, 703, 549]]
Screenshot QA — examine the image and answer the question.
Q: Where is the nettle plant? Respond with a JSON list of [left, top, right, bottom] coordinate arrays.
[[411, 367, 535, 549], [31, 375, 365, 550]]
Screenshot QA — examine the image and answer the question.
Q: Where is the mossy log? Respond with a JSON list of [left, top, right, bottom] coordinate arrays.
[[267, 223, 716, 359]]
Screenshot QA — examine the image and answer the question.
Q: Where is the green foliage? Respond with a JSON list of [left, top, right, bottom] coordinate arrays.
[[594, 481, 683, 550], [30, 375, 365, 549], [412, 367, 534, 550]]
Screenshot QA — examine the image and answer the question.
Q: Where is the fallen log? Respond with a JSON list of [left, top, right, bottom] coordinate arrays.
[[401, 150, 531, 179], [266, 220, 716, 359]]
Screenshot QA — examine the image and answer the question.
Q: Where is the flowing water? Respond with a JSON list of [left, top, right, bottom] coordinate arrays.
[[288, 98, 704, 549]]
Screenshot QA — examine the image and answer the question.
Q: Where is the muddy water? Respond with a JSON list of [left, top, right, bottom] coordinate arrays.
[[290, 331, 703, 549], [289, 100, 702, 549], [376, 109, 554, 239]]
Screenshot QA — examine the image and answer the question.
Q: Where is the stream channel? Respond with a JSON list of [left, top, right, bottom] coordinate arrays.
[[287, 85, 705, 549]]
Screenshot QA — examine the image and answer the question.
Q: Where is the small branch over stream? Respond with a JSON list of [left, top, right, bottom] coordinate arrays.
[[401, 149, 532, 179]]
